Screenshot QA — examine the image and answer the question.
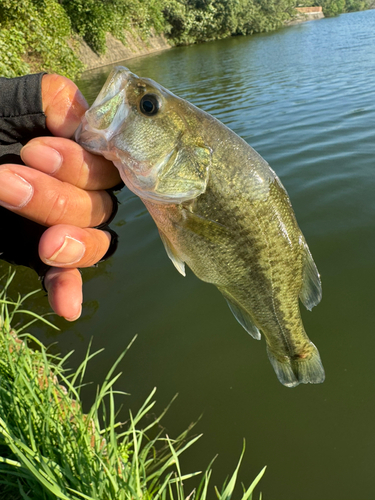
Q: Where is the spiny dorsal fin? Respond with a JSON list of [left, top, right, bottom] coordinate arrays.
[[218, 288, 261, 340], [299, 241, 322, 311], [158, 231, 186, 276]]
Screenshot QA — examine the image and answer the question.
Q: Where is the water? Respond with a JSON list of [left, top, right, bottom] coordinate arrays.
[[3, 10, 375, 499]]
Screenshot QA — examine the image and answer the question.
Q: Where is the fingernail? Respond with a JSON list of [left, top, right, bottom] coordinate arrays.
[[0, 169, 33, 209], [46, 236, 85, 265], [65, 307, 82, 322], [21, 144, 62, 174]]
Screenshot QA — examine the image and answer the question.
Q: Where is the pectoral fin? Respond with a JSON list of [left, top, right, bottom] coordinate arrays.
[[218, 288, 261, 340], [178, 208, 231, 244], [154, 139, 212, 203], [158, 230, 186, 276], [299, 241, 322, 311]]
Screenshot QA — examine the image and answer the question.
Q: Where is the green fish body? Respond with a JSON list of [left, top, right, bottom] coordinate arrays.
[[76, 66, 325, 387]]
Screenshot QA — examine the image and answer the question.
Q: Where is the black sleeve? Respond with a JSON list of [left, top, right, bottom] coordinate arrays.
[[0, 73, 119, 279], [0, 73, 50, 155], [0, 73, 52, 277]]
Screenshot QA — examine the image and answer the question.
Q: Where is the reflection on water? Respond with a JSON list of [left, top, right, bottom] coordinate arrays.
[[4, 9, 375, 500]]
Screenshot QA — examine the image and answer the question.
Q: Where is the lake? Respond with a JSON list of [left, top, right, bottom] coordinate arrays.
[[3, 9, 375, 499]]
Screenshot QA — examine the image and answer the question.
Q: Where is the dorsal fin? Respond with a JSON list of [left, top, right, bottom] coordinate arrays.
[[218, 287, 261, 340], [299, 241, 322, 311], [158, 231, 186, 276]]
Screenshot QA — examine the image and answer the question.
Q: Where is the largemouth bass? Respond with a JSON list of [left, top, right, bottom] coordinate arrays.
[[76, 66, 325, 388]]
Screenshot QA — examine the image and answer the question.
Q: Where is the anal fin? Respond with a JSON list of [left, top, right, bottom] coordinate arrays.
[[299, 241, 322, 311], [158, 231, 186, 276], [218, 288, 261, 340]]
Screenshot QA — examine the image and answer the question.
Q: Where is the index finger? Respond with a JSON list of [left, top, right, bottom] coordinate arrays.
[[42, 74, 88, 138], [20, 137, 121, 191]]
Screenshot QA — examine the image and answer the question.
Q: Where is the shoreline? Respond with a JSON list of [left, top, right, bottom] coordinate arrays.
[[286, 11, 325, 26]]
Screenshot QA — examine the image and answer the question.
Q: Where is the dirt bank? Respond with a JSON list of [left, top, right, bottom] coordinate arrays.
[[286, 7, 324, 25], [78, 31, 172, 71]]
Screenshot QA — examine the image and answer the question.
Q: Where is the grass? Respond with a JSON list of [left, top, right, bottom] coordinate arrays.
[[0, 268, 266, 499]]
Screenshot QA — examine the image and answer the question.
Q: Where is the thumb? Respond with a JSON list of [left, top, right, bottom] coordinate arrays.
[[42, 74, 88, 138]]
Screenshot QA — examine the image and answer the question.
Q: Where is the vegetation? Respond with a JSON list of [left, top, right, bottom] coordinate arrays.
[[0, 0, 297, 79], [0, 0, 83, 79], [0, 0, 167, 79], [320, 0, 369, 16], [163, 0, 297, 45], [60, 0, 167, 55], [0, 269, 265, 499]]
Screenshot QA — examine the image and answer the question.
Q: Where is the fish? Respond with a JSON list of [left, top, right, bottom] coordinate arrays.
[[76, 66, 325, 388]]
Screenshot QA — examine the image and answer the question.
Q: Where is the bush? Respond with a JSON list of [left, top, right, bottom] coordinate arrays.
[[60, 0, 168, 54], [163, 0, 296, 46], [0, 0, 83, 79]]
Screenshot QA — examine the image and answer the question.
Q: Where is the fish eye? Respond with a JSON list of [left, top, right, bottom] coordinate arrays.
[[140, 94, 160, 116]]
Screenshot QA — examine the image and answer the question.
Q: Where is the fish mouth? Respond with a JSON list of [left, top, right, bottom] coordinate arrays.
[[75, 67, 133, 155], [92, 66, 133, 107], [74, 121, 109, 156]]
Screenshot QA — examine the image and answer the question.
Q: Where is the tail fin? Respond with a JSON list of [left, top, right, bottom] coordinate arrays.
[[267, 342, 325, 388]]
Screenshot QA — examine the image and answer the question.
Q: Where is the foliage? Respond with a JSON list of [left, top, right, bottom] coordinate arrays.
[[0, 269, 266, 499], [60, 0, 167, 55], [344, 0, 368, 11], [0, 0, 83, 79], [162, 0, 237, 45], [235, 0, 297, 35], [163, 0, 296, 46], [318, 0, 346, 15]]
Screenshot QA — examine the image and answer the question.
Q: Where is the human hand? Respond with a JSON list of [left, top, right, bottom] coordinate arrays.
[[0, 74, 121, 321]]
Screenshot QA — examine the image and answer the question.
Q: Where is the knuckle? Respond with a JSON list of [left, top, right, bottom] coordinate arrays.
[[91, 232, 110, 265], [76, 154, 89, 186], [88, 244, 104, 266], [88, 191, 112, 227], [44, 190, 71, 226]]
